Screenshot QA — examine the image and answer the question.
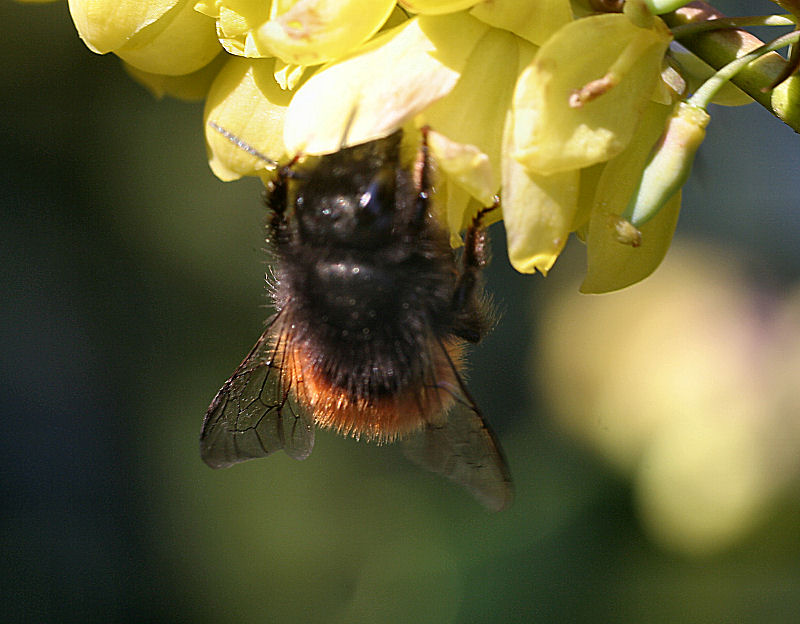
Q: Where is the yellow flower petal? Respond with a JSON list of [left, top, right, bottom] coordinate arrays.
[[195, 1, 273, 57], [431, 172, 502, 245], [283, 12, 489, 155], [502, 111, 579, 275], [503, 164, 579, 275], [470, 0, 571, 47], [68, 0, 220, 74], [124, 53, 225, 100], [399, 0, 479, 14], [438, 175, 472, 243], [219, 3, 270, 57], [581, 102, 681, 293], [254, 0, 396, 66], [426, 130, 495, 207], [273, 60, 307, 90], [572, 162, 605, 236], [513, 13, 672, 175], [204, 57, 294, 181], [421, 30, 535, 204], [68, 0, 177, 54], [652, 63, 685, 106], [116, 1, 220, 75]]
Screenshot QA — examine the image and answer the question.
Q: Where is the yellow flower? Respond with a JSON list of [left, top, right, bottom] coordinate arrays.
[[505, 6, 673, 277], [469, 0, 571, 46], [68, 0, 221, 75], [581, 101, 682, 293], [204, 56, 295, 181], [282, 12, 491, 155], [511, 13, 672, 175], [124, 54, 227, 100], [276, 3, 573, 262], [399, 0, 481, 14], [62, 0, 694, 291], [196, 0, 396, 65]]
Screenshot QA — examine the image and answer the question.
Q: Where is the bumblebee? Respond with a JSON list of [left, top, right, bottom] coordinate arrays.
[[200, 128, 512, 511]]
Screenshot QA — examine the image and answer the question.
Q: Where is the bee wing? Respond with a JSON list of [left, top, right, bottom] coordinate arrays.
[[200, 314, 315, 468], [402, 399, 513, 512], [402, 344, 513, 512]]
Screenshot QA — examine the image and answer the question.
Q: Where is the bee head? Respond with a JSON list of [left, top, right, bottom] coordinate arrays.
[[292, 131, 412, 251]]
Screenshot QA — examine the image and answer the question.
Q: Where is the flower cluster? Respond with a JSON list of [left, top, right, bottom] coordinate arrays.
[[42, 0, 794, 291]]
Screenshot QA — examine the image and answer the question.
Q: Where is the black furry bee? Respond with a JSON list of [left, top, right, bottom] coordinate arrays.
[[200, 127, 512, 511]]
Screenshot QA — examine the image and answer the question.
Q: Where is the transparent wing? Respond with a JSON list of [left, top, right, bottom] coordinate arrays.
[[402, 341, 513, 512], [200, 314, 315, 469]]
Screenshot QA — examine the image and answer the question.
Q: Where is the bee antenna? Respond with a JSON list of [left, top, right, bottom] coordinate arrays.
[[208, 121, 279, 168]]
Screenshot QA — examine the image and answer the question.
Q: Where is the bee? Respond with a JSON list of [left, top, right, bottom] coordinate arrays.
[[200, 126, 512, 511]]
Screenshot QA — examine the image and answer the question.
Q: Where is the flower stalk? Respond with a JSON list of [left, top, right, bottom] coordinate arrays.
[[663, 2, 800, 131], [623, 26, 799, 230]]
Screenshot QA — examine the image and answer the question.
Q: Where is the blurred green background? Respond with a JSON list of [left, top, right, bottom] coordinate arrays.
[[4, 2, 800, 622]]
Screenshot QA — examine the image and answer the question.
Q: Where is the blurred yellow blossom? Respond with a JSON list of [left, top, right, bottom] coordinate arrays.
[[538, 243, 800, 555]]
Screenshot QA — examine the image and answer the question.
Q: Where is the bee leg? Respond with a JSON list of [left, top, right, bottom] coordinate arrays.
[[452, 198, 499, 343], [412, 126, 434, 229], [264, 155, 300, 247]]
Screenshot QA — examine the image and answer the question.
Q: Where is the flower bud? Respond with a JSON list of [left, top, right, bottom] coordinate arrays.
[[623, 102, 709, 227]]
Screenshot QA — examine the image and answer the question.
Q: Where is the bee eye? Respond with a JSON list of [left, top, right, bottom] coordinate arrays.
[[358, 179, 382, 213], [358, 169, 395, 223]]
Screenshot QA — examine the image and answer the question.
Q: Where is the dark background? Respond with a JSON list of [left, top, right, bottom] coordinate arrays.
[[4, 1, 800, 622]]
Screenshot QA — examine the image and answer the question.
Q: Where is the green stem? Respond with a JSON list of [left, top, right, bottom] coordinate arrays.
[[663, 2, 800, 132], [672, 14, 795, 39], [689, 30, 800, 109]]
